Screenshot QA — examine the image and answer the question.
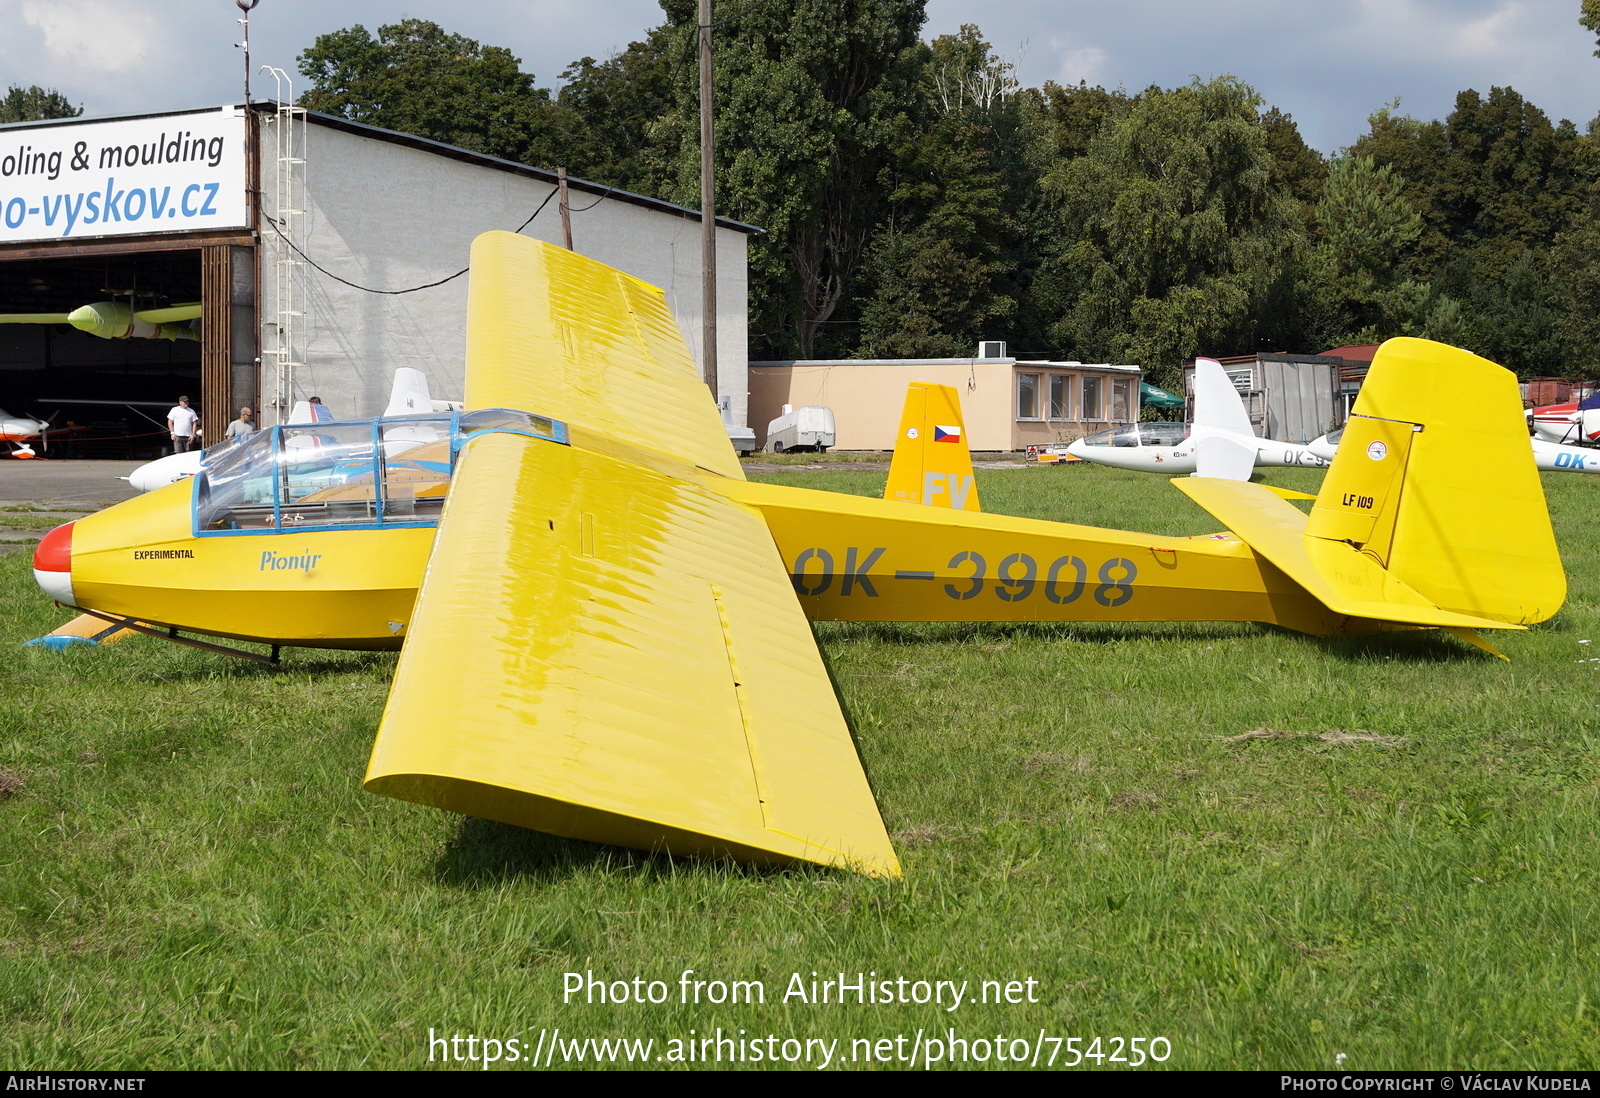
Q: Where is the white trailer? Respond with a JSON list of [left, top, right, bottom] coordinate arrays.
[[765, 405, 836, 452]]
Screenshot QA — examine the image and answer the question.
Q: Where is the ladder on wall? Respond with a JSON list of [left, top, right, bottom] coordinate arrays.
[[260, 68, 307, 422]]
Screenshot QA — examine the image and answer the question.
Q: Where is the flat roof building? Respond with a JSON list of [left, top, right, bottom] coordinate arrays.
[[750, 352, 1143, 452]]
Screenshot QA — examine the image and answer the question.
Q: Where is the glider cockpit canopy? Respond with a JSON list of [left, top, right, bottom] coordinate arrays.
[[194, 408, 565, 534], [1077, 422, 1192, 448]]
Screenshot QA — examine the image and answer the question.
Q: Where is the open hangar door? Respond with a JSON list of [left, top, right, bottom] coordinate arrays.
[[0, 237, 255, 460]]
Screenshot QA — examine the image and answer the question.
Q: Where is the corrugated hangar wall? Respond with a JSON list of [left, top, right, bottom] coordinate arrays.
[[260, 113, 752, 427]]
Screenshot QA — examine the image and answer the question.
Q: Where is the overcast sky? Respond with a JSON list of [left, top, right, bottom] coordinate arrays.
[[1, 0, 1596, 153]]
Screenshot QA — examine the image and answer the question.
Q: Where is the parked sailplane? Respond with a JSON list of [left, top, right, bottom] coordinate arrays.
[[28, 234, 1565, 877], [0, 301, 200, 341], [1064, 358, 1330, 477], [1310, 420, 1600, 475]]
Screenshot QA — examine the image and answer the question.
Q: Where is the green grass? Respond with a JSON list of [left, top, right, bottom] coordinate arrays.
[[0, 513, 89, 531], [2, 465, 1598, 1070]]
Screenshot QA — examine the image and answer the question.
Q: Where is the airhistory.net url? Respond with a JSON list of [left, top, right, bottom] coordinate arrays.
[[427, 1027, 1172, 1069]]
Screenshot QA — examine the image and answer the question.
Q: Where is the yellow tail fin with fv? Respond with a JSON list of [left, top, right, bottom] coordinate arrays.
[[884, 382, 981, 511]]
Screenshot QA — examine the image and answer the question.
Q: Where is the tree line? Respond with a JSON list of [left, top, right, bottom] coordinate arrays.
[[11, 2, 1600, 385]]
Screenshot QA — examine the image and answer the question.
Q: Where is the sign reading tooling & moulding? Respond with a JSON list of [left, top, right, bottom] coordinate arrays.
[[0, 107, 247, 244]]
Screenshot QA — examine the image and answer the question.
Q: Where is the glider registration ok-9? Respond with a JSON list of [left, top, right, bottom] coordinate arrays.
[[29, 233, 1565, 878]]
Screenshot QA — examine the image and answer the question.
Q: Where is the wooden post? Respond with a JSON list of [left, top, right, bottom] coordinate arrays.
[[200, 245, 233, 446], [558, 167, 573, 251], [698, 0, 718, 407]]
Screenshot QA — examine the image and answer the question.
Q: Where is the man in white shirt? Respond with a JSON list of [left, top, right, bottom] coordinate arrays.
[[167, 396, 199, 454]]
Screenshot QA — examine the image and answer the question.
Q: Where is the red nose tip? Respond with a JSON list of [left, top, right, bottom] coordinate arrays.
[[34, 521, 73, 572]]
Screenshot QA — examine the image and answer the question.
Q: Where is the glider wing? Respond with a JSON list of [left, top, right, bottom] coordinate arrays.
[[463, 231, 743, 481], [0, 313, 72, 324], [366, 429, 899, 877], [134, 302, 203, 324]]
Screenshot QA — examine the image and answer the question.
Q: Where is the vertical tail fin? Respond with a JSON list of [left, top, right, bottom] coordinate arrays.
[[884, 382, 981, 511], [383, 367, 436, 416], [287, 399, 334, 425], [1192, 357, 1255, 437], [1306, 338, 1564, 624], [1191, 357, 1259, 481]]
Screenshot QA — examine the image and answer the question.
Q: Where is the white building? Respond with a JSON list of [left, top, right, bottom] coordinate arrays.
[[0, 102, 754, 454]]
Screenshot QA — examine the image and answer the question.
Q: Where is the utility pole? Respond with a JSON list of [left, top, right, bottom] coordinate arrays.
[[698, 0, 719, 411], [236, 0, 259, 104]]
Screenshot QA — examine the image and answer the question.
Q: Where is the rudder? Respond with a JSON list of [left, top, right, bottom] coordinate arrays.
[[884, 382, 981, 511]]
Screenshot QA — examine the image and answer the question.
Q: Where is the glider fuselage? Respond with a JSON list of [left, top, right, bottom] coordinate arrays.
[[39, 413, 1361, 651], [1065, 421, 1329, 474]]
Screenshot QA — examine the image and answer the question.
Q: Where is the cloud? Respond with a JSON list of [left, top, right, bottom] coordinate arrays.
[[1053, 41, 1109, 87], [16, 0, 165, 73], [1335, 0, 1565, 62]]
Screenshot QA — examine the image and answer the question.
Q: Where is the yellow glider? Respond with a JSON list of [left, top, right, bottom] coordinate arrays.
[[30, 233, 1565, 877]]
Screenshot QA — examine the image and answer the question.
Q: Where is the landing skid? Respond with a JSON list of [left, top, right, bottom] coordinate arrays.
[[75, 608, 283, 665]]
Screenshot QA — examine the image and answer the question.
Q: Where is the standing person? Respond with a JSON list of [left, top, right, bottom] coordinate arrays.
[[225, 406, 256, 439], [166, 396, 199, 454]]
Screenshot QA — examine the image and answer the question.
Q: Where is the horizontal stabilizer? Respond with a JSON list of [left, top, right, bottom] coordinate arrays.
[[1174, 477, 1523, 631]]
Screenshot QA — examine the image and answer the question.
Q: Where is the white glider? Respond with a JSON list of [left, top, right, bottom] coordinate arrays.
[[1066, 358, 1330, 478]]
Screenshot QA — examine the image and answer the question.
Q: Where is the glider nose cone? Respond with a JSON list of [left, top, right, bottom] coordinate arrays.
[[1066, 438, 1088, 459], [32, 521, 75, 605]]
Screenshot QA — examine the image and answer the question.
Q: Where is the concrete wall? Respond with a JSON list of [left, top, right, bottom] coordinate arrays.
[[259, 117, 750, 427], [750, 360, 1142, 451]]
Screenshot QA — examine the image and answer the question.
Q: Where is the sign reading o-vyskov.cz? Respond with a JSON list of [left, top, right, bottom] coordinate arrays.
[[0, 107, 247, 243]]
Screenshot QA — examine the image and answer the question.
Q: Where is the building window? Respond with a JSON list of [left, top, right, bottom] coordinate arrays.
[[1049, 374, 1071, 419], [1017, 372, 1040, 419], [1111, 377, 1133, 421], [1081, 375, 1102, 420]]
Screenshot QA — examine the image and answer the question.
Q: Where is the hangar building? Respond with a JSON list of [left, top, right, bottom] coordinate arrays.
[[0, 101, 753, 457]]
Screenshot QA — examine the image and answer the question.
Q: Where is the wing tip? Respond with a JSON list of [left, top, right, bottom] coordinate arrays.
[[364, 771, 900, 878]]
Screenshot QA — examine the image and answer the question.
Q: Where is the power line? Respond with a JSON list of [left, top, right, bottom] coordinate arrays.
[[265, 187, 559, 295], [565, 182, 618, 213]]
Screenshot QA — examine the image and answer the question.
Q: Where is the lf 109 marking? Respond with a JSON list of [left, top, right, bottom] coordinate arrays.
[[791, 548, 1138, 608], [1341, 494, 1375, 510]]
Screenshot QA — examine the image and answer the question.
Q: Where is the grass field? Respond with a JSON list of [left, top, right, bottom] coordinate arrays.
[[2, 464, 1597, 1070]]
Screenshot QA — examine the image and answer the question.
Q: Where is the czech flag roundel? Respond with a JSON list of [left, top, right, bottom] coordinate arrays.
[[933, 425, 961, 444]]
